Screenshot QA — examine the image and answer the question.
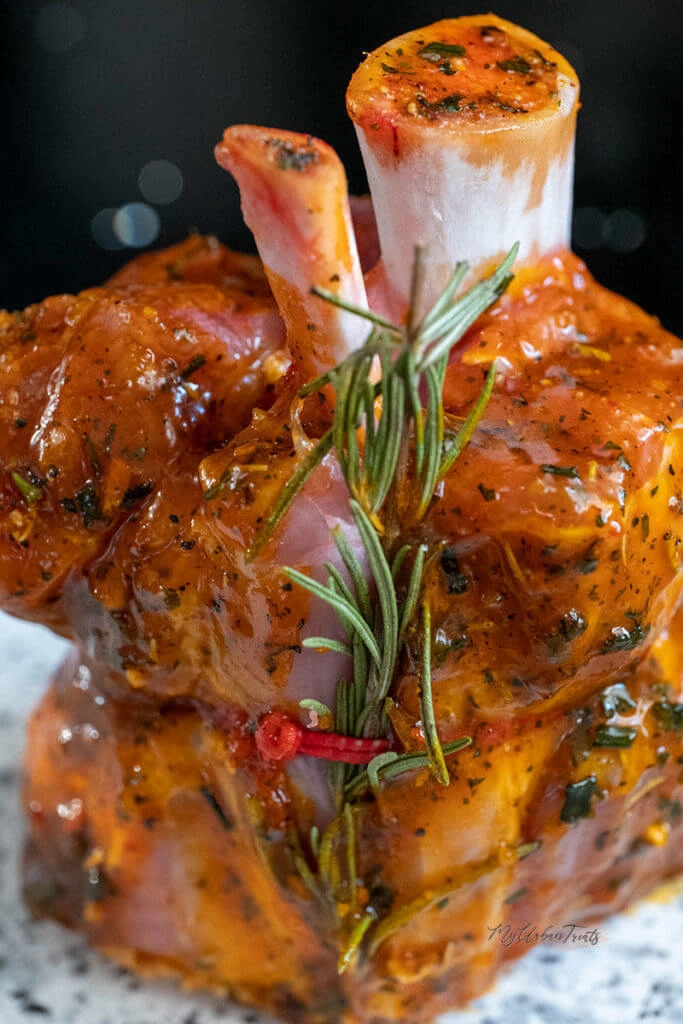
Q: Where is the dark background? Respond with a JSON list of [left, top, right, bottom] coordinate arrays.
[[1, 0, 681, 334]]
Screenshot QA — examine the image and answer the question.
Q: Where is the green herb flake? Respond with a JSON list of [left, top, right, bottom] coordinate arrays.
[[516, 840, 541, 860], [593, 725, 637, 749], [11, 471, 42, 505], [121, 481, 154, 509], [651, 700, 683, 731], [419, 41, 466, 61], [478, 483, 496, 501], [504, 887, 528, 905], [440, 548, 468, 594], [103, 423, 117, 453], [601, 683, 637, 718], [83, 433, 103, 478], [540, 464, 579, 478], [560, 776, 598, 824], [163, 588, 181, 611], [268, 138, 318, 172], [180, 354, 207, 380], [381, 63, 399, 74], [74, 482, 102, 528], [547, 609, 586, 652], [602, 620, 648, 653], [199, 786, 234, 830], [124, 446, 147, 462], [497, 56, 533, 74]]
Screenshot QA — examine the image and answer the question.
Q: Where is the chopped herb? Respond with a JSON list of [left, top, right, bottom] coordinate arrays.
[[103, 423, 117, 453], [651, 701, 683, 731], [601, 683, 637, 718], [199, 786, 233, 830], [13, 417, 27, 429], [83, 433, 103, 478], [440, 548, 468, 593], [641, 514, 650, 541], [60, 497, 78, 514], [498, 56, 533, 74], [163, 588, 181, 610], [593, 725, 637, 748], [180, 354, 207, 380], [74, 482, 102, 527], [516, 840, 541, 860], [478, 483, 496, 501], [560, 776, 598, 824], [602, 620, 648, 653], [504, 887, 528, 904], [121, 481, 154, 509], [547, 609, 586, 653], [268, 137, 318, 172], [575, 548, 600, 575], [418, 41, 466, 60], [124, 446, 147, 462], [540, 464, 579, 478], [418, 91, 465, 113], [381, 63, 399, 74], [11, 471, 42, 504]]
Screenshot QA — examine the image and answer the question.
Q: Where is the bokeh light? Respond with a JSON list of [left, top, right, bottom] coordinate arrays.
[[90, 208, 125, 251], [113, 203, 161, 248], [138, 160, 184, 205], [604, 209, 647, 254], [572, 207, 607, 251]]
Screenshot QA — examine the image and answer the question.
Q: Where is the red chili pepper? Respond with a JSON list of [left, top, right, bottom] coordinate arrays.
[[254, 711, 391, 765], [254, 712, 302, 763]]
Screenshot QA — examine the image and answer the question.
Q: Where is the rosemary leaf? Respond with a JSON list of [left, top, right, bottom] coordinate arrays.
[[398, 545, 427, 642], [332, 525, 372, 622], [370, 371, 405, 513], [246, 429, 333, 561], [302, 637, 353, 657], [338, 910, 375, 975], [439, 360, 498, 477], [299, 698, 333, 718], [416, 362, 445, 517], [11, 471, 42, 504], [418, 596, 449, 786], [284, 567, 381, 662], [310, 285, 399, 332]]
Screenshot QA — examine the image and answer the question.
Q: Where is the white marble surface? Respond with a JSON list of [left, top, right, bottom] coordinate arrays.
[[0, 611, 681, 1024]]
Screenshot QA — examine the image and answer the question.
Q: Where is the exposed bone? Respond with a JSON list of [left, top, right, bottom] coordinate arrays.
[[347, 15, 580, 315], [216, 126, 369, 377]]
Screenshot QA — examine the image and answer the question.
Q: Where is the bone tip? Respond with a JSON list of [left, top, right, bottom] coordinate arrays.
[[346, 14, 580, 146], [215, 125, 342, 178]]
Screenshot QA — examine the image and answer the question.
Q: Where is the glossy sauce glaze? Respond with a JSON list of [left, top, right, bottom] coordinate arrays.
[[4, 239, 682, 1023]]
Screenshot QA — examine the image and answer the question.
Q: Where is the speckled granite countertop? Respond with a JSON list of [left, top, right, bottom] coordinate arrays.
[[1, 612, 681, 1024]]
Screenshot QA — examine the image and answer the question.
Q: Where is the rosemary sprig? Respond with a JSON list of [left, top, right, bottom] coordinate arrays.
[[260, 247, 516, 790], [259, 248, 518, 970]]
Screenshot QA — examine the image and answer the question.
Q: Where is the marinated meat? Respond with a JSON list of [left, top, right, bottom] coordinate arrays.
[[2, 14, 681, 1024]]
